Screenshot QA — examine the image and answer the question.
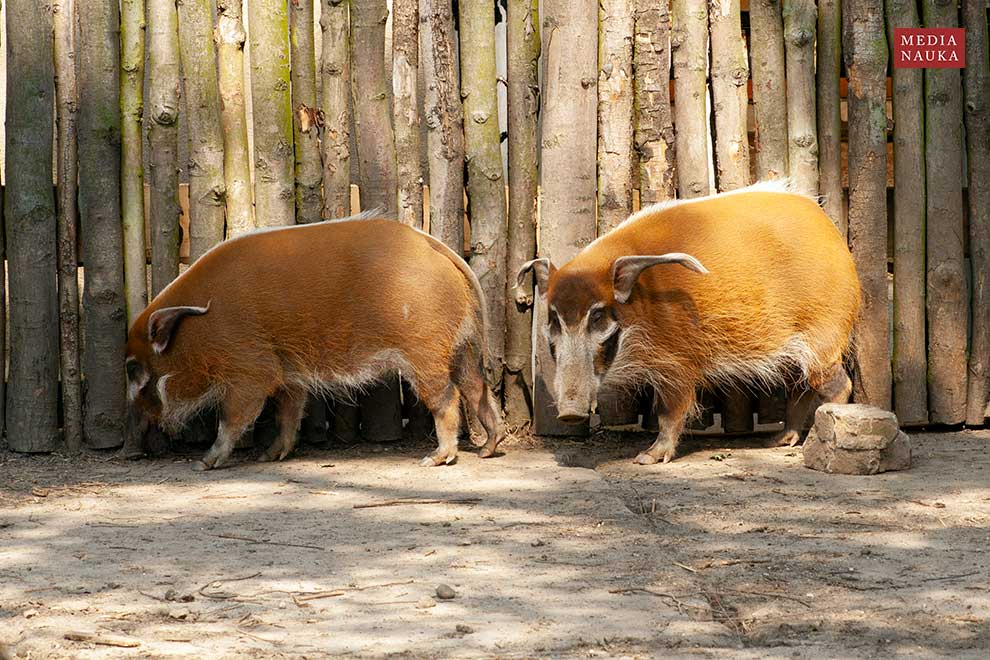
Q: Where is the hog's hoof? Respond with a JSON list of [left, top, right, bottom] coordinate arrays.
[[478, 441, 500, 459], [120, 449, 145, 461], [772, 429, 801, 447], [256, 453, 275, 463], [419, 452, 457, 467], [191, 460, 211, 472], [633, 452, 660, 465]]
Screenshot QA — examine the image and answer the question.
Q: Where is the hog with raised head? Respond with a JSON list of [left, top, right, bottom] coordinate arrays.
[[125, 215, 504, 470], [516, 181, 861, 464]]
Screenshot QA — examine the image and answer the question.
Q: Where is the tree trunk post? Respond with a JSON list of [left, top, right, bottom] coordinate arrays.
[[54, 0, 84, 451], [421, 0, 465, 252], [320, 0, 352, 220], [535, 0, 597, 436], [749, 0, 789, 180], [5, 0, 59, 451], [963, 0, 990, 425], [393, 0, 424, 228], [216, 0, 255, 236], [147, 0, 181, 296], [597, 0, 634, 235], [885, 0, 928, 424], [121, 0, 147, 323], [783, 0, 818, 196], [843, 0, 891, 410], [249, 0, 296, 228], [78, 0, 128, 448], [178, 0, 227, 261], [922, 0, 967, 424], [291, 0, 323, 225], [817, 0, 844, 233], [504, 0, 540, 428], [633, 0, 676, 204], [671, 0, 710, 198]]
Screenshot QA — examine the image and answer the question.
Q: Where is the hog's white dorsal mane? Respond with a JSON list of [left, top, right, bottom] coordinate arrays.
[[591, 178, 817, 247]]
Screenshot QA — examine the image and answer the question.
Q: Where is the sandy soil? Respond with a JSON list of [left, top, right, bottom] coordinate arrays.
[[0, 429, 988, 658]]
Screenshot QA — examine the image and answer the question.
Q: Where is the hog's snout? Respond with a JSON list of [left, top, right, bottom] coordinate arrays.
[[557, 410, 590, 425]]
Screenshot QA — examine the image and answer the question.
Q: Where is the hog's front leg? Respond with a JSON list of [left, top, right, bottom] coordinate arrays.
[[635, 387, 695, 465], [194, 394, 266, 471]]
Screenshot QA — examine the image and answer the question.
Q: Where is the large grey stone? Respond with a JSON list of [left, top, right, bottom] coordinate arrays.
[[803, 404, 911, 475]]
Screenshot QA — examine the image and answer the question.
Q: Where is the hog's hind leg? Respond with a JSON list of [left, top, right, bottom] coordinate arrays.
[[452, 345, 505, 458], [258, 387, 307, 462], [772, 362, 852, 447], [194, 390, 267, 471], [417, 381, 462, 467]]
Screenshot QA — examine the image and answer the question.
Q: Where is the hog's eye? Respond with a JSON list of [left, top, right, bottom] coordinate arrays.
[[125, 358, 142, 382], [589, 308, 605, 325]]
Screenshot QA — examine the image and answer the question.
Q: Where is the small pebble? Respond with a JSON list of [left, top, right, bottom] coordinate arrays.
[[456, 624, 474, 634], [435, 584, 457, 600], [416, 596, 436, 609], [22, 609, 37, 619], [531, 539, 546, 547]]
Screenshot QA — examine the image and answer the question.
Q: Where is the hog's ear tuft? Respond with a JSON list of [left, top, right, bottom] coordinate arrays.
[[148, 302, 211, 354], [514, 258, 556, 308], [612, 253, 708, 304]]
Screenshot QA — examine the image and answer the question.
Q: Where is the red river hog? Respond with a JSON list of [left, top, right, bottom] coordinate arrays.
[[124, 215, 504, 470], [516, 181, 861, 464]]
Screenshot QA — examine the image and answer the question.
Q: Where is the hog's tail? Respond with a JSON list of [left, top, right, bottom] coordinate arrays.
[[413, 227, 492, 376]]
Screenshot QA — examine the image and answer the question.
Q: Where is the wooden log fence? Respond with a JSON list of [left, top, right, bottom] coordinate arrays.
[[1, 0, 988, 453]]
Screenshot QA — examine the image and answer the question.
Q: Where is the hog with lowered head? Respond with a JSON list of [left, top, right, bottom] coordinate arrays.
[[125, 215, 504, 470], [516, 181, 861, 464]]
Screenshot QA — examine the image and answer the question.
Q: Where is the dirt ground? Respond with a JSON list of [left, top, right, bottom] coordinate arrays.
[[1, 428, 988, 659]]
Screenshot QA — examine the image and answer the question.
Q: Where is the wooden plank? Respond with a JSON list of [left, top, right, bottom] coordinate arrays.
[[817, 0, 844, 234], [886, 0, 928, 424], [749, 0, 788, 180], [671, 0, 710, 197], [782, 0, 818, 195]]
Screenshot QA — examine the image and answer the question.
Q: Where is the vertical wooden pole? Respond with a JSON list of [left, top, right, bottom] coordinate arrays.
[[923, 0, 967, 424], [421, 0, 465, 251], [393, 0, 424, 228], [709, 0, 753, 434], [671, 0, 710, 198], [817, 0, 844, 233], [504, 0, 540, 428], [216, 0, 255, 236], [535, 0, 597, 436], [147, 0, 181, 296], [351, 0, 402, 443], [249, 0, 295, 228], [54, 0, 83, 451], [633, 0, 676, 204], [844, 0, 891, 410], [749, 0, 788, 180], [963, 0, 990, 425], [5, 0, 59, 451], [120, 0, 147, 323], [885, 0, 928, 424], [598, 0, 635, 235], [78, 0, 127, 448], [290, 0, 323, 225], [782, 0, 818, 196], [320, 0, 352, 221], [178, 0, 227, 261]]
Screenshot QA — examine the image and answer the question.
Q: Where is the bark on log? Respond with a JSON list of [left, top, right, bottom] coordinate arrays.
[[351, 0, 401, 442], [178, 0, 226, 260], [535, 0, 597, 436], [923, 0, 967, 424], [393, 0, 423, 228], [671, 0, 710, 198], [291, 0, 323, 225], [885, 0, 928, 424], [782, 0, 818, 195], [350, 0, 398, 213], [963, 0, 990, 425], [421, 0, 465, 252], [121, 0, 147, 322], [504, 0, 540, 427], [597, 0, 634, 235], [460, 0, 508, 389], [320, 0, 351, 219], [817, 0, 844, 233], [709, 0, 753, 433], [843, 0, 891, 409], [633, 0, 676, 204], [147, 0, 181, 296], [249, 0, 295, 227], [78, 0, 128, 448], [749, 0, 788, 180], [5, 0, 59, 451], [216, 0, 255, 236], [54, 0, 83, 451]]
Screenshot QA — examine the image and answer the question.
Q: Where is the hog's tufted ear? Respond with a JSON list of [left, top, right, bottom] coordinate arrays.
[[514, 258, 555, 307], [611, 253, 708, 304], [147, 302, 211, 354]]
